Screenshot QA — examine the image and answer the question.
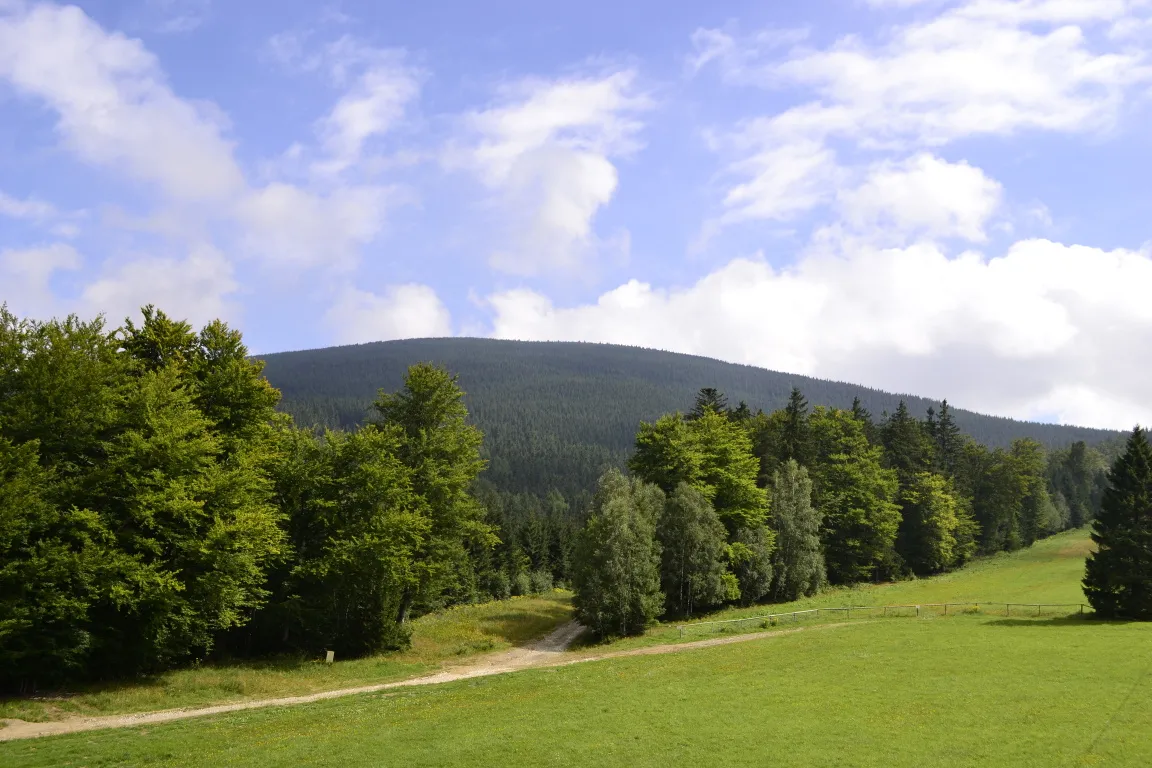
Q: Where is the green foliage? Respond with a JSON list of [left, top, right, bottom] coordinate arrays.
[[1083, 427, 1152, 620], [657, 484, 728, 617], [372, 363, 493, 621], [727, 525, 774, 605], [631, 409, 768, 532], [0, 439, 106, 688], [688, 387, 728, 420], [808, 408, 902, 583], [780, 386, 812, 467], [1049, 441, 1110, 528], [268, 425, 426, 656], [0, 308, 286, 682], [896, 472, 970, 574], [571, 470, 664, 637], [86, 364, 286, 674], [933, 400, 963, 477], [769, 460, 826, 600], [881, 400, 934, 480]]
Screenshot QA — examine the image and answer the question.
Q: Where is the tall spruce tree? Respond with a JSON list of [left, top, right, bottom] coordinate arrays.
[[881, 401, 934, 480], [850, 396, 879, 445], [1083, 427, 1152, 620], [934, 400, 963, 478], [781, 387, 811, 466], [689, 387, 729, 420]]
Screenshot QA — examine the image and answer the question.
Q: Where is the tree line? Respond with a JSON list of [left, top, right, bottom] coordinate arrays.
[[571, 387, 1116, 636], [0, 306, 528, 690], [0, 304, 1129, 690]]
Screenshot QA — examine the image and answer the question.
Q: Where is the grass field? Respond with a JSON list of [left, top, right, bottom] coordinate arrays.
[[0, 591, 572, 723], [6, 527, 1152, 767], [588, 527, 1096, 651]]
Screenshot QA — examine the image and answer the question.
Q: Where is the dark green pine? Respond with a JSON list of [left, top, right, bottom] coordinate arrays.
[[1083, 427, 1152, 619]]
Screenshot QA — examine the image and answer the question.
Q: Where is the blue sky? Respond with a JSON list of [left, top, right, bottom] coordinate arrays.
[[2, 0, 1152, 430]]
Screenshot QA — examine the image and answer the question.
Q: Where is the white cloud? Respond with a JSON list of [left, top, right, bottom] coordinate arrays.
[[0, 4, 405, 289], [486, 237, 1152, 430], [325, 284, 451, 343], [236, 183, 394, 270], [140, 0, 211, 34], [262, 33, 423, 177], [838, 153, 1003, 242], [0, 190, 57, 221], [720, 139, 844, 224], [0, 242, 82, 317], [313, 54, 422, 176], [80, 244, 238, 327], [698, 0, 1152, 231], [0, 2, 244, 201], [447, 70, 650, 274]]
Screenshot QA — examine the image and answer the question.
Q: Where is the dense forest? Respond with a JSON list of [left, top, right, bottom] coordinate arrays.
[[259, 338, 1121, 501], [0, 306, 1125, 688], [569, 387, 1119, 635]]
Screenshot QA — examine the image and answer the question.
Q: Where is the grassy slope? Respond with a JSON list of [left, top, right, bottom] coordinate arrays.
[[6, 527, 1152, 767], [592, 528, 1095, 651], [0, 592, 572, 723]]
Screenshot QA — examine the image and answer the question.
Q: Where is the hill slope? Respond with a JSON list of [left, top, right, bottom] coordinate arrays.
[[258, 338, 1120, 498]]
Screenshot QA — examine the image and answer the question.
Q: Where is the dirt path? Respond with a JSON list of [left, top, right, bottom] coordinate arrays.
[[0, 620, 849, 742]]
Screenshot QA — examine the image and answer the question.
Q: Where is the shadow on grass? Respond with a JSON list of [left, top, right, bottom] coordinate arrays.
[[980, 615, 1110, 628]]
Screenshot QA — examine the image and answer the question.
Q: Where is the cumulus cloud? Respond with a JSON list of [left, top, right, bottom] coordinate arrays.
[[0, 2, 244, 202], [447, 70, 650, 274], [486, 237, 1152, 430], [324, 284, 452, 344], [837, 153, 1003, 242]]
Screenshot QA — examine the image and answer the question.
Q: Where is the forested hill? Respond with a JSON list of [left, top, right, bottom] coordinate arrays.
[[258, 338, 1120, 498]]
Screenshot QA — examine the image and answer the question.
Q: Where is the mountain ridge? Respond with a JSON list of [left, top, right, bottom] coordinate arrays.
[[258, 337, 1121, 498]]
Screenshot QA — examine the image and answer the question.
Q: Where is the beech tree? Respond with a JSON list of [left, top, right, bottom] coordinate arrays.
[[809, 408, 901, 583], [896, 472, 976, 574], [631, 409, 769, 532], [1083, 427, 1152, 620], [372, 363, 493, 622]]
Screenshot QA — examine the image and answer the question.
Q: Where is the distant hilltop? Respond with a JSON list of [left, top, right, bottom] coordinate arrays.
[[258, 338, 1121, 498]]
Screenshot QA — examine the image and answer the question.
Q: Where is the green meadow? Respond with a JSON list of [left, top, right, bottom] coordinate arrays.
[[4, 527, 1151, 767], [0, 592, 572, 723]]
